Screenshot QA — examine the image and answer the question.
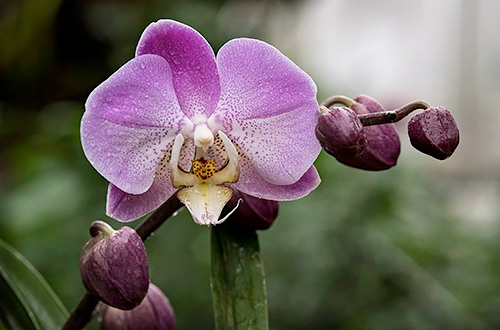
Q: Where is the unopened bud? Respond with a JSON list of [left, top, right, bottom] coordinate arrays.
[[80, 221, 149, 310], [101, 283, 176, 330], [343, 95, 400, 170], [222, 190, 279, 230], [408, 106, 459, 160], [316, 106, 367, 159]]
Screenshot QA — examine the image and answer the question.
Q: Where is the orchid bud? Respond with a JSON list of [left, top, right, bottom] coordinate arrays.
[[222, 190, 279, 230], [316, 106, 367, 159], [408, 106, 459, 160], [80, 221, 149, 310], [101, 283, 176, 330], [341, 95, 400, 170]]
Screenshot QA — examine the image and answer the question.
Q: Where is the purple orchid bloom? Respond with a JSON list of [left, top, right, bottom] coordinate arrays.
[[81, 20, 321, 225]]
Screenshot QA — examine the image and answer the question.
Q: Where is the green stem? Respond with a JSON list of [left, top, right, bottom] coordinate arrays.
[[210, 222, 269, 330]]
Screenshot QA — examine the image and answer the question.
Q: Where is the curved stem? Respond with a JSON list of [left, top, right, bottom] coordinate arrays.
[[89, 220, 115, 238], [320, 95, 431, 126], [61, 293, 99, 330], [135, 196, 183, 241], [61, 195, 183, 330], [321, 95, 355, 108], [358, 100, 430, 126]]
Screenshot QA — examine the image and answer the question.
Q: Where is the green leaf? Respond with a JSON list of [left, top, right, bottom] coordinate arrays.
[[210, 223, 269, 330], [0, 239, 68, 330]]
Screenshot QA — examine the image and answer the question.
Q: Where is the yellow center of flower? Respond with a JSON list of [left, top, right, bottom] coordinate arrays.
[[192, 158, 216, 182], [170, 131, 241, 226]]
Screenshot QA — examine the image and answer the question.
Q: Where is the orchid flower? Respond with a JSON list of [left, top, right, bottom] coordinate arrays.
[[81, 19, 321, 225]]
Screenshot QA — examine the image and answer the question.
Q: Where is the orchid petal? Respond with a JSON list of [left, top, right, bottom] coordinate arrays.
[[81, 54, 187, 194], [213, 38, 321, 185], [106, 175, 177, 222], [106, 137, 196, 222], [232, 158, 321, 201], [177, 184, 234, 226], [136, 19, 220, 118]]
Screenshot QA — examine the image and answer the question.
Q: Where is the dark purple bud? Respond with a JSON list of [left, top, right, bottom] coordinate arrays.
[[101, 283, 176, 330], [316, 106, 367, 159], [408, 106, 459, 160], [338, 95, 400, 170], [80, 221, 149, 310], [222, 190, 279, 230]]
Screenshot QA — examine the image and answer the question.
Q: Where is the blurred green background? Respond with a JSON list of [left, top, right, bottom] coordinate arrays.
[[1, 0, 498, 329]]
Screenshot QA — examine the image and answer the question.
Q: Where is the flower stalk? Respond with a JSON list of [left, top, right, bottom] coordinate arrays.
[[210, 222, 269, 330], [358, 101, 430, 126], [321, 95, 431, 126]]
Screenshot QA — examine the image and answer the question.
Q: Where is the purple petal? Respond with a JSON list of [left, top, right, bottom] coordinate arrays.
[[106, 175, 177, 222], [106, 139, 195, 222], [136, 19, 220, 118], [81, 54, 187, 194], [213, 38, 321, 185], [231, 153, 321, 200]]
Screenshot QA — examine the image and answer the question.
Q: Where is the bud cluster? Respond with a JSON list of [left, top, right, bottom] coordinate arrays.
[[316, 95, 459, 170]]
